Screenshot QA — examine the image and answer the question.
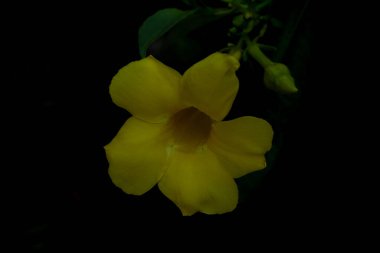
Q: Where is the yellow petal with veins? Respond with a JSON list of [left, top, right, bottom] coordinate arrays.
[[110, 56, 185, 123], [105, 117, 168, 195], [208, 116, 273, 178], [158, 147, 238, 215], [181, 53, 240, 121]]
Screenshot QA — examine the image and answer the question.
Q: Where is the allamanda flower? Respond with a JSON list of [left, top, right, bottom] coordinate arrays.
[[105, 52, 273, 215]]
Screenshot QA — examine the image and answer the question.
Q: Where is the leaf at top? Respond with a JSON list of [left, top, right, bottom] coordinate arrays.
[[138, 8, 197, 58]]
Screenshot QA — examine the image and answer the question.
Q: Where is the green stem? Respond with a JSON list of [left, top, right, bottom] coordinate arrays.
[[273, 0, 310, 61], [228, 37, 244, 60], [248, 42, 273, 68]]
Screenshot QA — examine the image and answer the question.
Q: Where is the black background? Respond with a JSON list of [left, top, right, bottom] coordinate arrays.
[[7, 0, 315, 250]]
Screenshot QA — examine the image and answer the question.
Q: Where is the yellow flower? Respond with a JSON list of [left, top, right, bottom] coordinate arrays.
[[105, 52, 273, 215]]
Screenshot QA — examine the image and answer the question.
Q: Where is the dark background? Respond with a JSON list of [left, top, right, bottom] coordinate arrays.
[[8, 0, 314, 250]]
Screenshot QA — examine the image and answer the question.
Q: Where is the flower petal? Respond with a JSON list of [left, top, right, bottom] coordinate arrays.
[[158, 148, 238, 215], [208, 116, 273, 178], [110, 56, 184, 123], [180, 52, 240, 121], [105, 117, 168, 195]]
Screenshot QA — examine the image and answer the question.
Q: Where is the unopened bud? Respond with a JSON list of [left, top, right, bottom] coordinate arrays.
[[264, 63, 298, 94]]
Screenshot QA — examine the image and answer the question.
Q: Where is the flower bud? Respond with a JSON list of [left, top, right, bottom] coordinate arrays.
[[264, 63, 298, 94]]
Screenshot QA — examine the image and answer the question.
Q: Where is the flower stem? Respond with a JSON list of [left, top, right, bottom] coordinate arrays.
[[228, 37, 244, 60], [247, 42, 273, 68]]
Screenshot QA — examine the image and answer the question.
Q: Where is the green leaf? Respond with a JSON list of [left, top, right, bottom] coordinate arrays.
[[138, 8, 197, 58]]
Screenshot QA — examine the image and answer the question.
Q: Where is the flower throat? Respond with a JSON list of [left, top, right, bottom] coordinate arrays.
[[166, 107, 212, 151]]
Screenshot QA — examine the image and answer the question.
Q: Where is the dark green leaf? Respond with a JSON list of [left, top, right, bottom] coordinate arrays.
[[138, 8, 197, 58], [141, 7, 234, 72]]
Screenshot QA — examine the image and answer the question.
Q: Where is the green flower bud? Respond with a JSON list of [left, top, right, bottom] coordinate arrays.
[[264, 63, 298, 94]]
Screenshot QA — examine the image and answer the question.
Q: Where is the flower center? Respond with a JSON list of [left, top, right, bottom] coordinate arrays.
[[166, 107, 213, 152]]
